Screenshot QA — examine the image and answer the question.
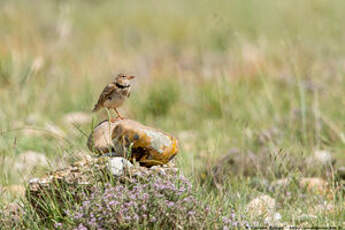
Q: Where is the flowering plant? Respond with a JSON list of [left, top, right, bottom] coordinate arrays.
[[60, 170, 211, 229]]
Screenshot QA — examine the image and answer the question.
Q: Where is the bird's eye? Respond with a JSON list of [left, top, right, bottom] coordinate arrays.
[[122, 75, 126, 78]]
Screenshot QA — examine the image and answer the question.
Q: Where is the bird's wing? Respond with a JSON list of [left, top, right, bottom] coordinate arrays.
[[93, 83, 116, 111]]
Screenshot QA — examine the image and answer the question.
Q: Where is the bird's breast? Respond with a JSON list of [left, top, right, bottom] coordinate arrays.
[[120, 88, 131, 97], [104, 91, 125, 108]]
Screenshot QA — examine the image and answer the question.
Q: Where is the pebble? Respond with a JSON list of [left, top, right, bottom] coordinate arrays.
[[313, 150, 333, 165], [107, 157, 133, 176], [246, 195, 276, 218]]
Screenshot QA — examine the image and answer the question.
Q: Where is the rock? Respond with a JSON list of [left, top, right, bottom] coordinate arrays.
[[299, 177, 328, 194], [14, 151, 48, 171], [246, 195, 276, 218], [271, 177, 330, 197], [27, 158, 100, 217], [27, 156, 179, 217], [87, 119, 178, 167], [107, 157, 133, 176], [87, 120, 114, 153], [63, 112, 91, 125], [305, 150, 334, 175], [313, 150, 334, 165]]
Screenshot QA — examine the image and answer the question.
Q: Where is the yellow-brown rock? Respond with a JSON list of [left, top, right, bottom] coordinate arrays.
[[87, 119, 178, 167], [299, 177, 329, 195]]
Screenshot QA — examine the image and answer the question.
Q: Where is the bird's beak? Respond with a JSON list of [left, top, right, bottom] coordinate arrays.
[[128, 75, 136, 80]]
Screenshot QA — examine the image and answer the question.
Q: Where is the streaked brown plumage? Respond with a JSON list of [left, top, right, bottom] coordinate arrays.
[[92, 73, 135, 119]]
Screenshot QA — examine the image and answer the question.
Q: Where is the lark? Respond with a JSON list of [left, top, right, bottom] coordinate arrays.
[[92, 73, 135, 120]]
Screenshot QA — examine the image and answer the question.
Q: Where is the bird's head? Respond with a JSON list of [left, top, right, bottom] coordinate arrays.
[[114, 73, 135, 88]]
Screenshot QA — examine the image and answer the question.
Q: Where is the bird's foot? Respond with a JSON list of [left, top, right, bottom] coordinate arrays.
[[110, 117, 117, 123], [118, 116, 125, 120], [110, 116, 125, 122]]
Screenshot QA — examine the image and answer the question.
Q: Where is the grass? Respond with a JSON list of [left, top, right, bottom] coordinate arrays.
[[1, 0, 345, 228]]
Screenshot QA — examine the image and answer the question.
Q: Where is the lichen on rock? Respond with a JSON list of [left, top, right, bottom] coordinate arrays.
[[26, 118, 180, 218], [87, 119, 178, 167]]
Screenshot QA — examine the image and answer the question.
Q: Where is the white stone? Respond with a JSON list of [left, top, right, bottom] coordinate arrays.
[[107, 157, 133, 176], [299, 177, 328, 193], [246, 195, 276, 218], [29, 178, 40, 184], [313, 150, 332, 165]]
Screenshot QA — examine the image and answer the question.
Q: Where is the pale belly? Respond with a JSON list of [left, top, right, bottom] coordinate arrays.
[[103, 93, 125, 109]]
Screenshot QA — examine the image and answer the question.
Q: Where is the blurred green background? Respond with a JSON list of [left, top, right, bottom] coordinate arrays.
[[0, 0, 345, 225]]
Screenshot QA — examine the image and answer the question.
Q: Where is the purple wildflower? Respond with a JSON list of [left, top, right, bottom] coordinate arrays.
[[66, 171, 213, 229]]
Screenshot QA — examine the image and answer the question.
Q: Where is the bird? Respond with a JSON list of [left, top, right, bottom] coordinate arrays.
[[92, 73, 135, 120]]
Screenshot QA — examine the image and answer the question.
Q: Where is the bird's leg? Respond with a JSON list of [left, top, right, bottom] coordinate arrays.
[[114, 108, 124, 120], [105, 108, 116, 123]]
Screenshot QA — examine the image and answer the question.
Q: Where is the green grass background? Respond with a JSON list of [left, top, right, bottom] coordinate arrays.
[[0, 0, 345, 227]]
